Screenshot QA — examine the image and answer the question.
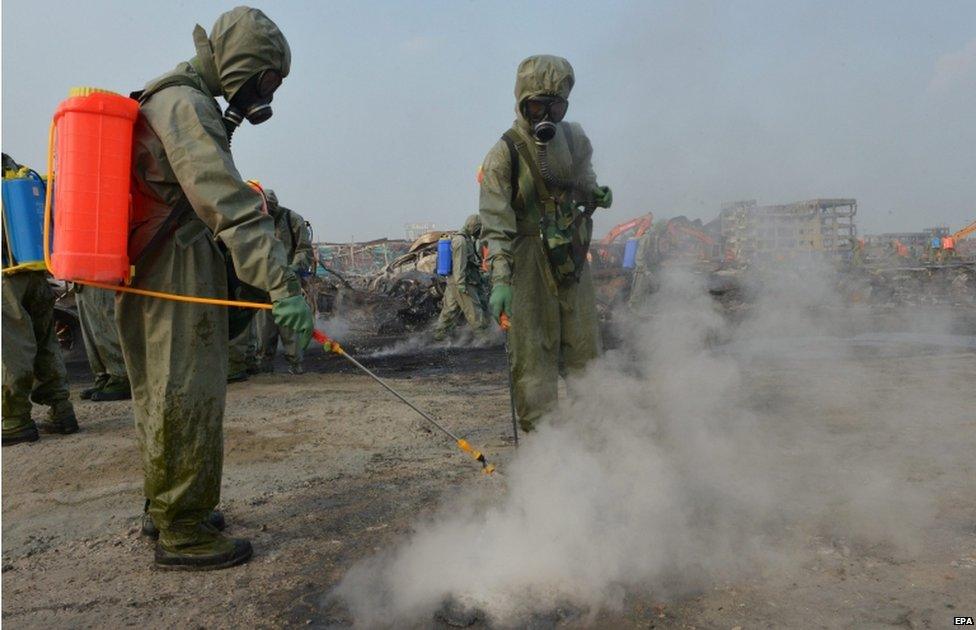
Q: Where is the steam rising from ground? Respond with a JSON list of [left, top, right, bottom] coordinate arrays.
[[367, 326, 504, 358], [333, 265, 962, 626]]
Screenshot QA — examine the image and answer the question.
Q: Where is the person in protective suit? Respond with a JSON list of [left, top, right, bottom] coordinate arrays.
[[2, 153, 79, 445], [254, 189, 315, 375], [478, 55, 612, 433], [433, 214, 489, 340], [628, 225, 664, 311], [121, 7, 313, 570], [227, 318, 260, 382], [76, 285, 131, 400]]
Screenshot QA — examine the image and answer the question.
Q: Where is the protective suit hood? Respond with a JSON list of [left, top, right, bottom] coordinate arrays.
[[513, 55, 574, 130], [461, 214, 482, 238], [191, 6, 291, 102]]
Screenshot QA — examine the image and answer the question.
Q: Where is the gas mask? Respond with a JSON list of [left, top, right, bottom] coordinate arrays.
[[223, 69, 283, 139], [522, 95, 568, 143]]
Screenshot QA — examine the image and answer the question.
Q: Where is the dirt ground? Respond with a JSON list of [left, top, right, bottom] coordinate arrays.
[[2, 306, 975, 629]]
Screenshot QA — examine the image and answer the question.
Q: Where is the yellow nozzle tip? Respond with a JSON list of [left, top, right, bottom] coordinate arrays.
[[68, 86, 121, 98]]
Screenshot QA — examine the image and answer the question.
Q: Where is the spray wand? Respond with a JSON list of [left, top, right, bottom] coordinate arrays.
[[311, 329, 496, 475], [499, 313, 519, 446]]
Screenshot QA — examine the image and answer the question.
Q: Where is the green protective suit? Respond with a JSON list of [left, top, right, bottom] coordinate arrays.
[[2, 271, 74, 433], [479, 55, 604, 432], [255, 189, 314, 369], [227, 317, 259, 376], [76, 285, 128, 388], [434, 214, 488, 339], [119, 7, 300, 547]]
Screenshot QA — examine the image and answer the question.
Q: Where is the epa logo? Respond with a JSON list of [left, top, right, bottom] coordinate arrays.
[[954, 617, 974, 625]]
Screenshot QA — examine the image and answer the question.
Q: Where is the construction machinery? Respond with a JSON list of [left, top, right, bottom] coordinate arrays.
[[939, 219, 976, 261], [664, 217, 722, 262], [599, 212, 654, 246], [591, 213, 654, 269], [949, 219, 976, 245]]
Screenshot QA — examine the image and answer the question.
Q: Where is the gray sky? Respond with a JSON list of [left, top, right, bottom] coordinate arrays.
[[3, 0, 974, 240]]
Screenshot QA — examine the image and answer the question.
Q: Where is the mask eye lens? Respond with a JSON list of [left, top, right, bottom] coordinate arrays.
[[257, 70, 283, 97], [549, 100, 568, 122], [525, 100, 547, 120], [524, 97, 568, 122]]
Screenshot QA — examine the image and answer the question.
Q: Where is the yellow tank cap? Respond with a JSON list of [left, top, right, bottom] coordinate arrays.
[[68, 86, 121, 98]]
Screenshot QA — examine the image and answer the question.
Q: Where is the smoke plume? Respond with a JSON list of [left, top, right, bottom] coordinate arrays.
[[332, 264, 959, 626]]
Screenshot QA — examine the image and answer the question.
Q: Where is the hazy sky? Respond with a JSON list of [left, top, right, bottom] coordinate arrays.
[[3, 1, 974, 240]]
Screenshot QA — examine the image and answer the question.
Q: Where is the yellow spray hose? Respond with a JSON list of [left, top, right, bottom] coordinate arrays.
[[42, 121, 495, 475]]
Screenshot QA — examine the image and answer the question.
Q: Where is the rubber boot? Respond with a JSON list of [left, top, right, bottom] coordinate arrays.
[[226, 371, 249, 383], [81, 375, 110, 400], [2, 416, 39, 446], [141, 504, 226, 539], [38, 401, 79, 435], [154, 521, 252, 571], [90, 379, 131, 402]]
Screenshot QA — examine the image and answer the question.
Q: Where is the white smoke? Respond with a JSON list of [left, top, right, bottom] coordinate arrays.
[[367, 326, 504, 358], [331, 264, 957, 626]]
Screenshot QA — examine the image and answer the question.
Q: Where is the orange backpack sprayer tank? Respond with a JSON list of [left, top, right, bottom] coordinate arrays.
[[46, 88, 139, 283]]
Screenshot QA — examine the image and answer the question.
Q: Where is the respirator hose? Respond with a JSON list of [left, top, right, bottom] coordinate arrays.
[[536, 141, 595, 211]]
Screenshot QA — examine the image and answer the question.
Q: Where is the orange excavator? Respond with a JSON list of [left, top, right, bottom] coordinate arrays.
[[662, 217, 733, 262], [599, 212, 654, 245], [890, 238, 909, 258], [946, 219, 976, 249]]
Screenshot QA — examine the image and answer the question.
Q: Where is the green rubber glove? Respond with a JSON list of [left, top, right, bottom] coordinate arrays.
[[593, 185, 613, 209], [489, 284, 513, 324], [272, 295, 314, 349]]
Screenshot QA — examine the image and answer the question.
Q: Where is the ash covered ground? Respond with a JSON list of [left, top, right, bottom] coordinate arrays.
[[2, 273, 975, 629]]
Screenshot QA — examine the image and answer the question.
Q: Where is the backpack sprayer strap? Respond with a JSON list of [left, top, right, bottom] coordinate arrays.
[[130, 196, 193, 271], [128, 74, 217, 274]]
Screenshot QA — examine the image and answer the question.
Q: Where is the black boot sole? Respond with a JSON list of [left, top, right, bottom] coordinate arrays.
[[2, 428, 40, 446], [154, 539, 252, 571], [38, 423, 79, 435]]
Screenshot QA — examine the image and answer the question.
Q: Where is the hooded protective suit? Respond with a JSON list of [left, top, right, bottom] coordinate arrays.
[[433, 214, 488, 340], [479, 55, 604, 431], [254, 189, 314, 371], [76, 285, 129, 393], [118, 7, 300, 557]]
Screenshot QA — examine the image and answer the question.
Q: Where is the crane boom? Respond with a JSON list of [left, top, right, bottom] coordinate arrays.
[[951, 219, 976, 241]]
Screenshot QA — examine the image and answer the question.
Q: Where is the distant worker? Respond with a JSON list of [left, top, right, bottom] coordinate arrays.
[[433, 214, 489, 341], [629, 225, 664, 310], [847, 237, 865, 269], [2, 153, 79, 445], [227, 318, 260, 382], [76, 285, 131, 401], [255, 189, 315, 375], [478, 55, 613, 432], [121, 7, 313, 570]]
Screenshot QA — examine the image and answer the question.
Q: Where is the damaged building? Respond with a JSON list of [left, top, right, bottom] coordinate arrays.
[[719, 198, 857, 263]]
